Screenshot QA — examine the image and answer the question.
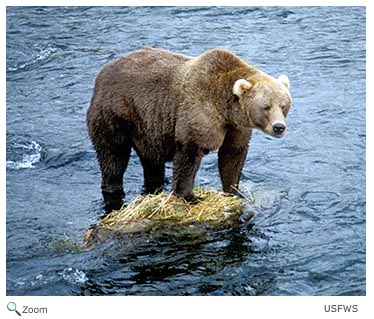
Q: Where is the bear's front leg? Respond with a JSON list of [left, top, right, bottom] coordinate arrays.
[[172, 142, 204, 202], [218, 128, 251, 194]]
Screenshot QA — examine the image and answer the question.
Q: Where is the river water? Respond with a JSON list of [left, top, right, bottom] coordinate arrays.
[[6, 6, 365, 296]]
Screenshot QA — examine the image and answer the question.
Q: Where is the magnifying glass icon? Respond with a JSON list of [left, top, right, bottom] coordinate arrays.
[[7, 302, 21, 316]]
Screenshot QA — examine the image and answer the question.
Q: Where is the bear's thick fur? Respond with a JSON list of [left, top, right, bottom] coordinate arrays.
[[87, 47, 291, 207]]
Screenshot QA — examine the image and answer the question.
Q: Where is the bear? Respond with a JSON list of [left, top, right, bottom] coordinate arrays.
[[87, 47, 291, 209]]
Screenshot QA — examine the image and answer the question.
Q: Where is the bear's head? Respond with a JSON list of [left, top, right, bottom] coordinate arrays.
[[233, 74, 291, 138]]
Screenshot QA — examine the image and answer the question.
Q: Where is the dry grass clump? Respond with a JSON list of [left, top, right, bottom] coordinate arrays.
[[83, 187, 252, 247]]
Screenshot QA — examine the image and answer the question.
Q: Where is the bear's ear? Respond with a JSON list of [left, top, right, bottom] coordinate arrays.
[[278, 74, 290, 89], [233, 79, 253, 97]]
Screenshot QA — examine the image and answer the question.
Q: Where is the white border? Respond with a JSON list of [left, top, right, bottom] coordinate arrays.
[[2, 1, 371, 318], [1, 0, 371, 6]]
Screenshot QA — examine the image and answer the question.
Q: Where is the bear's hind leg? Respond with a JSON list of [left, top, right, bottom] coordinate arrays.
[[97, 143, 132, 211], [139, 157, 165, 194]]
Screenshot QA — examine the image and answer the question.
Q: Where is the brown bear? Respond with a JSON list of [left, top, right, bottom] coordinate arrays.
[[87, 47, 291, 208]]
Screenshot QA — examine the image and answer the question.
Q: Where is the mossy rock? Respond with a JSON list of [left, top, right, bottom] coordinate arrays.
[[49, 235, 81, 254]]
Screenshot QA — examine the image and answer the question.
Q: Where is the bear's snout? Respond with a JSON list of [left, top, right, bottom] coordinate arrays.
[[272, 123, 286, 137]]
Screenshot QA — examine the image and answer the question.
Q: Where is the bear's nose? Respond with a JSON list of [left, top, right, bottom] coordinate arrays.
[[273, 123, 286, 136]]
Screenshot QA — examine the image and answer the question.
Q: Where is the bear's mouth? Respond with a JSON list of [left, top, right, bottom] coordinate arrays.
[[274, 131, 286, 138]]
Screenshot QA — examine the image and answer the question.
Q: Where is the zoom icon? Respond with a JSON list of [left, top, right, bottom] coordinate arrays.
[[7, 302, 21, 316]]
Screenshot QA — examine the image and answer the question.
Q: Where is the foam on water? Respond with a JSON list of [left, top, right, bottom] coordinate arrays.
[[6, 141, 42, 169], [7, 44, 57, 72], [60, 268, 89, 284]]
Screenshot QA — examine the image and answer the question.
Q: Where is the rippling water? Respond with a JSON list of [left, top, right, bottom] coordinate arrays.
[[6, 6, 365, 296]]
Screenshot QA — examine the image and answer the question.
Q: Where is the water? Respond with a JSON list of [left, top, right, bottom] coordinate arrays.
[[6, 6, 365, 296]]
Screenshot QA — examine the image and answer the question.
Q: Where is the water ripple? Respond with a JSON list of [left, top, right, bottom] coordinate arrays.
[[7, 44, 58, 73], [6, 141, 42, 169]]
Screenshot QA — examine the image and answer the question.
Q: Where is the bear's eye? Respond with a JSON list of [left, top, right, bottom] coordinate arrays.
[[264, 105, 271, 111]]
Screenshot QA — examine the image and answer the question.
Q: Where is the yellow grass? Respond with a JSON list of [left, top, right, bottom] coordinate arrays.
[[83, 187, 253, 247]]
